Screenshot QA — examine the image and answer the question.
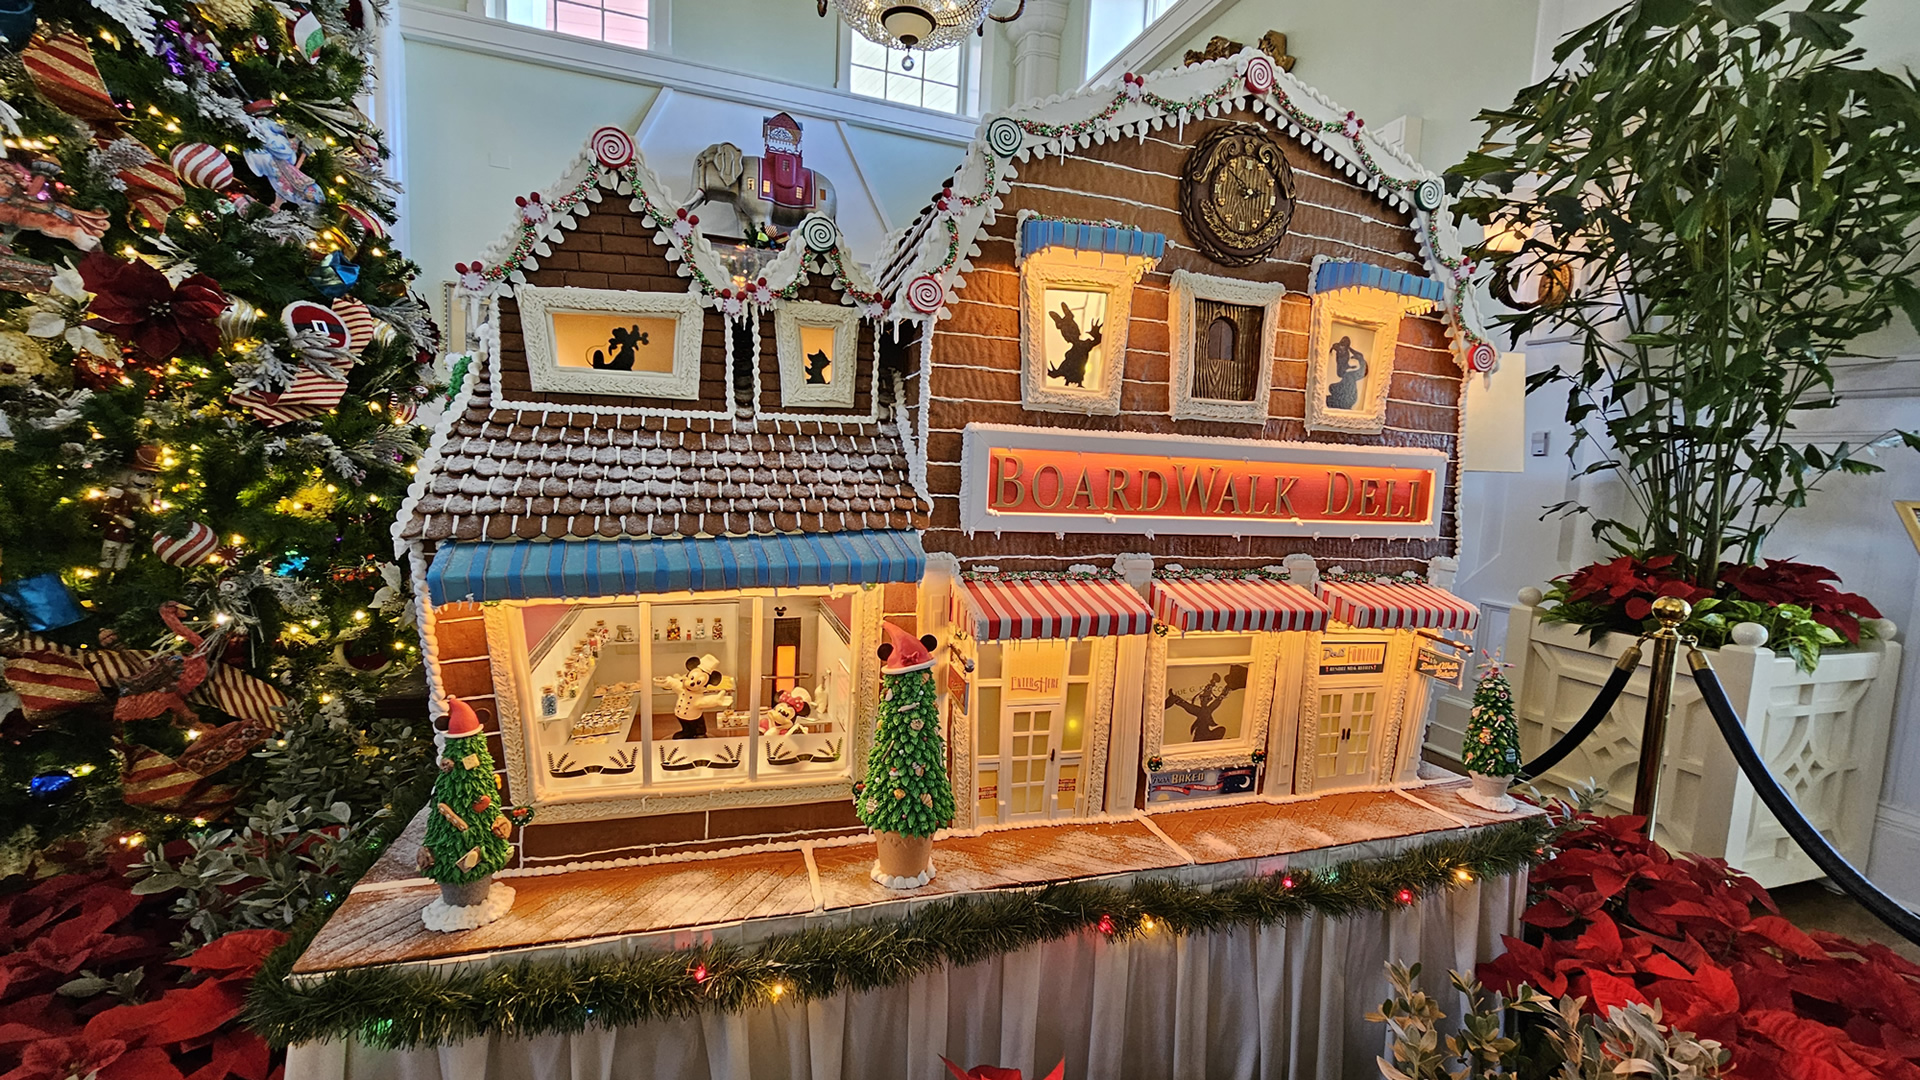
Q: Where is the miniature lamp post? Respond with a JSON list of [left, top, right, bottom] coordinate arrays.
[[856, 621, 956, 888], [416, 697, 535, 931]]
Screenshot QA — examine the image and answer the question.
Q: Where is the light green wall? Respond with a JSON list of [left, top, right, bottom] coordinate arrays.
[[665, 0, 843, 85], [839, 125, 968, 225], [401, 41, 661, 289], [1141, 0, 1542, 172]]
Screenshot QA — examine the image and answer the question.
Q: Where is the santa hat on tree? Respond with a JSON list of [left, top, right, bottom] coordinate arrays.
[[878, 620, 937, 675], [444, 697, 483, 738]]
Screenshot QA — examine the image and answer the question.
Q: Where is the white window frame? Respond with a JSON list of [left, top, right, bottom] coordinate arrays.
[[482, 0, 669, 53], [838, 26, 984, 117], [1169, 268, 1285, 425], [516, 284, 706, 400], [774, 299, 860, 409], [1142, 630, 1280, 772]]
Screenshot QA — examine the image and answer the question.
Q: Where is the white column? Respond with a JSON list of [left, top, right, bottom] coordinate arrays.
[[1003, 0, 1071, 104]]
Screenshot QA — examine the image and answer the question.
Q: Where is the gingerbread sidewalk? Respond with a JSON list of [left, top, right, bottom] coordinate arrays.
[[291, 772, 1538, 977]]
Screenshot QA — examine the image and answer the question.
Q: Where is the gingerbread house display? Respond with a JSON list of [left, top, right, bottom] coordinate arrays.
[[879, 52, 1488, 826], [281, 60, 1544, 1079], [395, 127, 928, 866]]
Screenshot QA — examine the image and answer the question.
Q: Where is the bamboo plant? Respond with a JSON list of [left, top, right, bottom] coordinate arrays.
[[1451, 0, 1920, 590]]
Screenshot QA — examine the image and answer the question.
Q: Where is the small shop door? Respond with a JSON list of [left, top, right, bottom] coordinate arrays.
[[1003, 706, 1061, 820], [1313, 637, 1391, 790]]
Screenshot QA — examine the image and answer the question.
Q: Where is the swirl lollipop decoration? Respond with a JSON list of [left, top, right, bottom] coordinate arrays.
[[797, 214, 839, 254], [904, 274, 946, 315], [1467, 340, 1498, 373], [984, 116, 1025, 159], [591, 126, 635, 170], [1412, 176, 1445, 213], [1241, 54, 1276, 95]]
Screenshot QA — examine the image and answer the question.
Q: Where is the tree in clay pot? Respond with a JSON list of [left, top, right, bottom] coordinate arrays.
[[416, 697, 535, 930], [1451, 0, 1920, 668], [1459, 657, 1521, 813], [855, 622, 955, 889]]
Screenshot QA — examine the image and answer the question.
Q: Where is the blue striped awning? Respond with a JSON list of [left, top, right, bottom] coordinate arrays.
[[1019, 217, 1165, 263], [1311, 259, 1445, 304], [426, 531, 926, 604]]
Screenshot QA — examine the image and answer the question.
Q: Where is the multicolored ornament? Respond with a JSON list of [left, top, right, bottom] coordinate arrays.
[[0, 159, 110, 251], [0, 572, 85, 631], [287, 8, 324, 61], [243, 121, 322, 208], [29, 769, 75, 802], [590, 126, 634, 169], [388, 393, 418, 424], [339, 203, 388, 238], [153, 521, 218, 566], [169, 142, 235, 190], [0, 0, 36, 52], [307, 250, 359, 297]]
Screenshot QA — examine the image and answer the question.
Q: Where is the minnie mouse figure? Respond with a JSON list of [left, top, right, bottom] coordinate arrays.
[[760, 686, 814, 736], [654, 653, 733, 739]]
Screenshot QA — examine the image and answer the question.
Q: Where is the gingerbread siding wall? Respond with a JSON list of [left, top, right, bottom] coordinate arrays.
[[493, 207, 733, 414], [923, 112, 1460, 575], [754, 273, 877, 417]]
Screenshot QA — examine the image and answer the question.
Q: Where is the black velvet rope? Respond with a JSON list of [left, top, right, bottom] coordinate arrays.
[[1516, 644, 1641, 782], [1691, 654, 1920, 947]]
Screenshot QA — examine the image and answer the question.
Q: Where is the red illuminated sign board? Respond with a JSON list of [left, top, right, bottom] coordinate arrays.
[[960, 425, 1447, 540]]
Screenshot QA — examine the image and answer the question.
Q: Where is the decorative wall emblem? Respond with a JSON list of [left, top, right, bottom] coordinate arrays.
[[1180, 124, 1296, 267]]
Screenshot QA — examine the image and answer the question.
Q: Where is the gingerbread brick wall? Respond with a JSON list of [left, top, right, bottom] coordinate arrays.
[[921, 113, 1461, 576], [492, 206, 733, 414], [755, 272, 878, 417]]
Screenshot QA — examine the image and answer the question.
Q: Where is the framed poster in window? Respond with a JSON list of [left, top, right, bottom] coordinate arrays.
[[516, 284, 706, 399], [1169, 270, 1285, 424], [1304, 286, 1418, 435], [1142, 630, 1279, 772], [1019, 256, 1141, 416], [774, 299, 859, 409]]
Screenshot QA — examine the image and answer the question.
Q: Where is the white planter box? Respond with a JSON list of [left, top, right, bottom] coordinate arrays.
[[1504, 605, 1903, 888]]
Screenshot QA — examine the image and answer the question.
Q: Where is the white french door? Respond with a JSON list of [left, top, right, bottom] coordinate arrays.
[[1315, 686, 1381, 789], [1003, 706, 1061, 820]]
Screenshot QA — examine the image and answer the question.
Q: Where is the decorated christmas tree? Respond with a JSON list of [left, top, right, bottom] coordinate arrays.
[[416, 698, 531, 927], [1460, 657, 1521, 813], [856, 622, 954, 887], [0, 0, 440, 855]]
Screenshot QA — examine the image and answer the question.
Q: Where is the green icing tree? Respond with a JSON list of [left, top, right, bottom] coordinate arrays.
[[856, 665, 955, 837], [418, 719, 532, 885], [1461, 661, 1522, 779]]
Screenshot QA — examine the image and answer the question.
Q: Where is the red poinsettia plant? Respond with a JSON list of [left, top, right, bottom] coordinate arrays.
[[1478, 813, 1920, 1080], [0, 870, 284, 1080], [1538, 555, 1882, 670], [78, 251, 228, 365]]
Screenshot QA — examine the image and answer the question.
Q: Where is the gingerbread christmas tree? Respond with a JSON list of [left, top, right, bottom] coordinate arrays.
[[1461, 659, 1521, 780], [857, 623, 955, 886], [417, 699, 533, 889]]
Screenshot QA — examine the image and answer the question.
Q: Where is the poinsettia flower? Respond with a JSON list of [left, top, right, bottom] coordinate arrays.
[[5, 1035, 127, 1080], [77, 252, 227, 363]]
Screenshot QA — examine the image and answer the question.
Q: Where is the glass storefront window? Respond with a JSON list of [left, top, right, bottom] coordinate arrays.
[[1162, 634, 1255, 747], [514, 589, 859, 799]]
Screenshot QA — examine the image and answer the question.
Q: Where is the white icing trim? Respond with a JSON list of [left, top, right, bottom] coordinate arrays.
[[392, 352, 484, 562], [1303, 278, 1432, 435], [772, 299, 860, 410], [515, 285, 706, 401], [1019, 256, 1142, 417], [1168, 269, 1286, 425], [870, 860, 935, 889]]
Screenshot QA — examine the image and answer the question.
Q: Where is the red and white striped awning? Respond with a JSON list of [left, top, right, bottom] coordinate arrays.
[[1149, 578, 1330, 633], [954, 577, 1154, 641], [1320, 581, 1480, 631]]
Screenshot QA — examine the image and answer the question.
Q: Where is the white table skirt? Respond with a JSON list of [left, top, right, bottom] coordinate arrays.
[[285, 870, 1524, 1080]]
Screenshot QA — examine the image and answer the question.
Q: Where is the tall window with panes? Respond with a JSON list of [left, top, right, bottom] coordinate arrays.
[[848, 34, 968, 113], [499, 0, 649, 49]]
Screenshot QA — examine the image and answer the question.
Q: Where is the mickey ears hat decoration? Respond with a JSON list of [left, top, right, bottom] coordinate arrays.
[[445, 697, 482, 738], [878, 620, 938, 675], [685, 653, 721, 674]]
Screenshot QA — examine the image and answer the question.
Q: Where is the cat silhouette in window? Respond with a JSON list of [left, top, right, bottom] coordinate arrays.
[[590, 325, 649, 370], [1325, 335, 1368, 411], [1047, 302, 1104, 388], [804, 348, 831, 384]]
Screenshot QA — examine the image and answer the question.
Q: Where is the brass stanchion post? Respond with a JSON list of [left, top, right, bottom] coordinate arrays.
[[1631, 596, 1693, 829]]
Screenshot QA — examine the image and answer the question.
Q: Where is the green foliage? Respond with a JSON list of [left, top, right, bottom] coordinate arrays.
[[244, 815, 1559, 1050], [854, 668, 955, 838], [1452, 0, 1920, 584], [1369, 963, 1728, 1079], [1461, 665, 1521, 778], [420, 732, 512, 884]]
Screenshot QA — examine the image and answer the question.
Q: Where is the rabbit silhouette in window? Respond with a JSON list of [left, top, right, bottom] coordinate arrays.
[[590, 325, 649, 370], [804, 348, 831, 384], [1325, 335, 1368, 411], [1047, 302, 1103, 388]]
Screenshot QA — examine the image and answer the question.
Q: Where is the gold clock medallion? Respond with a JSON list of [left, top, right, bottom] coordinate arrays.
[[1180, 124, 1296, 267]]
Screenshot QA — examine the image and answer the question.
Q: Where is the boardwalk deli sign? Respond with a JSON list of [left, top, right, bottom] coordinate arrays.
[[959, 425, 1447, 539]]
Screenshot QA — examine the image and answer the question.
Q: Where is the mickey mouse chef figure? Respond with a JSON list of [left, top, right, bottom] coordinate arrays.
[[760, 686, 814, 736], [656, 653, 733, 739]]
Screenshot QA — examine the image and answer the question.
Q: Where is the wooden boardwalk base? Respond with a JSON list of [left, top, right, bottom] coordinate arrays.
[[292, 773, 1535, 976]]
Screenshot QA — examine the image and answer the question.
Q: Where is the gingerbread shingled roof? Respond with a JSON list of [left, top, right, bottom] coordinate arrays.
[[399, 359, 928, 545]]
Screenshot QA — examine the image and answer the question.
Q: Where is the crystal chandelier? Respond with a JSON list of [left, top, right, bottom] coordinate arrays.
[[819, 0, 1025, 56]]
